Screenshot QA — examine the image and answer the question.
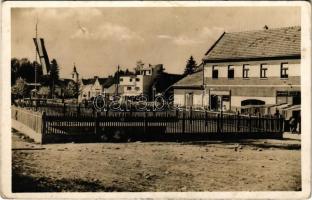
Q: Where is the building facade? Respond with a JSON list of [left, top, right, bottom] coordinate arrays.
[[174, 26, 301, 115], [118, 64, 164, 99], [78, 76, 114, 102], [173, 71, 204, 107]]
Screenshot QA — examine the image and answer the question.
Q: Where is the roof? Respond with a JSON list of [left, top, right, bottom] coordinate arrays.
[[98, 77, 115, 88], [106, 84, 124, 95], [81, 78, 96, 85], [173, 71, 203, 88], [203, 26, 301, 62], [81, 77, 115, 88]]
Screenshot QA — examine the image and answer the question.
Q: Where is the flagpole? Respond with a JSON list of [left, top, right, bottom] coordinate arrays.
[[35, 17, 38, 94]]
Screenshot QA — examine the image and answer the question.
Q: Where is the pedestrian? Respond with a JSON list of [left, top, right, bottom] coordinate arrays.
[[274, 110, 281, 118], [289, 116, 296, 133]]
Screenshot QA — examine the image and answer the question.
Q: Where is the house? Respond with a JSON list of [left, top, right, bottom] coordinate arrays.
[[118, 64, 164, 100], [204, 26, 301, 114], [78, 76, 114, 102], [174, 26, 301, 115], [173, 71, 204, 107]]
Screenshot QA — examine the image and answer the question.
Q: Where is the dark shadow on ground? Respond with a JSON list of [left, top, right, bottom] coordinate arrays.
[[180, 140, 301, 150], [12, 171, 130, 192]]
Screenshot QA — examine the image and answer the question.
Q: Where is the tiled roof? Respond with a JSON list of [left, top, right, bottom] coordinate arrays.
[[106, 84, 124, 95], [203, 26, 301, 62], [98, 77, 115, 88], [81, 78, 96, 85], [81, 77, 115, 88], [173, 71, 203, 87]]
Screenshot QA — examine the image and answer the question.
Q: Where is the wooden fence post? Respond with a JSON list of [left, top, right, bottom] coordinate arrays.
[[205, 110, 208, 127], [94, 112, 99, 134], [63, 103, 66, 115], [77, 104, 81, 116], [41, 111, 46, 135], [236, 113, 240, 131], [249, 114, 252, 133], [258, 113, 261, 132], [190, 108, 193, 125], [182, 110, 185, 134], [144, 111, 147, 134], [217, 113, 220, 133]]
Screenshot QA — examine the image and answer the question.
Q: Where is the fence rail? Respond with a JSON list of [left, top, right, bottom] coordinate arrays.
[[11, 106, 43, 134], [42, 110, 284, 135], [12, 104, 284, 142]]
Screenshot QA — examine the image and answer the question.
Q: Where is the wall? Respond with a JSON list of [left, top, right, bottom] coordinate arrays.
[[203, 58, 301, 110], [204, 59, 300, 79], [174, 88, 204, 106]]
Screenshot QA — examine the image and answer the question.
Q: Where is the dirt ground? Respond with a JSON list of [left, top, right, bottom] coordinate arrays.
[[12, 131, 301, 192]]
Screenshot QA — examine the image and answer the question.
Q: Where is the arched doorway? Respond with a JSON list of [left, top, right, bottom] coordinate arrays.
[[241, 99, 265, 106], [241, 99, 265, 115]]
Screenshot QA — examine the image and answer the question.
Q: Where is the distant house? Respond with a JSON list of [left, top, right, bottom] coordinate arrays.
[[55, 78, 76, 97], [118, 64, 164, 100], [172, 71, 204, 107], [174, 26, 301, 115], [78, 76, 114, 102]]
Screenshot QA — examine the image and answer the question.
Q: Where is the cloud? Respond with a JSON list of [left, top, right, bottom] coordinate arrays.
[[25, 8, 102, 23], [157, 35, 172, 39], [70, 22, 143, 42], [172, 36, 202, 45], [199, 27, 225, 38], [156, 26, 225, 46]]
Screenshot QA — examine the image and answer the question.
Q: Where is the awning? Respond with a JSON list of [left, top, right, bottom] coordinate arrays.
[[283, 105, 301, 111]]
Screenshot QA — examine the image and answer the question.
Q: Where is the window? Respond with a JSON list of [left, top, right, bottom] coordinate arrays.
[[212, 66, 218, 79], [119, 78, 123, 82], [260, 64, 268, 78], [228, 65, 234, 79], [135, 87, 140, 91], [281, 63, 289, 79], [136, 78, 140, 81], [130, 78, 133, 82], [243, 64, 249, 78], [127, 86, 131, 91]]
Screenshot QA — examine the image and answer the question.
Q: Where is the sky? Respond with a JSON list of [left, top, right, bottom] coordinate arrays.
[[11, 6, 300, 79]]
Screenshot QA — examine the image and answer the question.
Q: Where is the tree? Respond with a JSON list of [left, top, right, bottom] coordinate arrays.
[[11, 58, 44, 85], [37, 86, 50, 98], [11, 77, 28, 98], [11, 58, 20, 85], [64, 81, 80, 98], [49, 59, 60, 98], [183, 56, 197, 76]]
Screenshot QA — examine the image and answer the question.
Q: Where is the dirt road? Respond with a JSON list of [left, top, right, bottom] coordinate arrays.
[[12, 131, 301, 192]]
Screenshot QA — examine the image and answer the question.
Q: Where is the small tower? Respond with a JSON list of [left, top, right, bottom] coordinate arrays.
[[72, 63, 79, 83]]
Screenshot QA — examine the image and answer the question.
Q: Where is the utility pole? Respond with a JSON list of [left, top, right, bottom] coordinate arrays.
[[35, 17, 38, 96]]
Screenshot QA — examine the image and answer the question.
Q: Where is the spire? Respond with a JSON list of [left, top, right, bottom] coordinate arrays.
[[73, 62, 77, 72]]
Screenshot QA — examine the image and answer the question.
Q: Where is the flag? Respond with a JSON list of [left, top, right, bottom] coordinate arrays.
[[33, 38, 50, 75]]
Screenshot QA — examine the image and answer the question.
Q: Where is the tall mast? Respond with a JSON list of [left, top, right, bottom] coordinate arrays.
[[34, 17, 38, 93]]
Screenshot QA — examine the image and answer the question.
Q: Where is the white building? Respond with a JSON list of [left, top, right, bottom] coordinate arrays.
[[78, 76, 114, 102], [174, 26, 301, 116], [118, 64, 164, 99]]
